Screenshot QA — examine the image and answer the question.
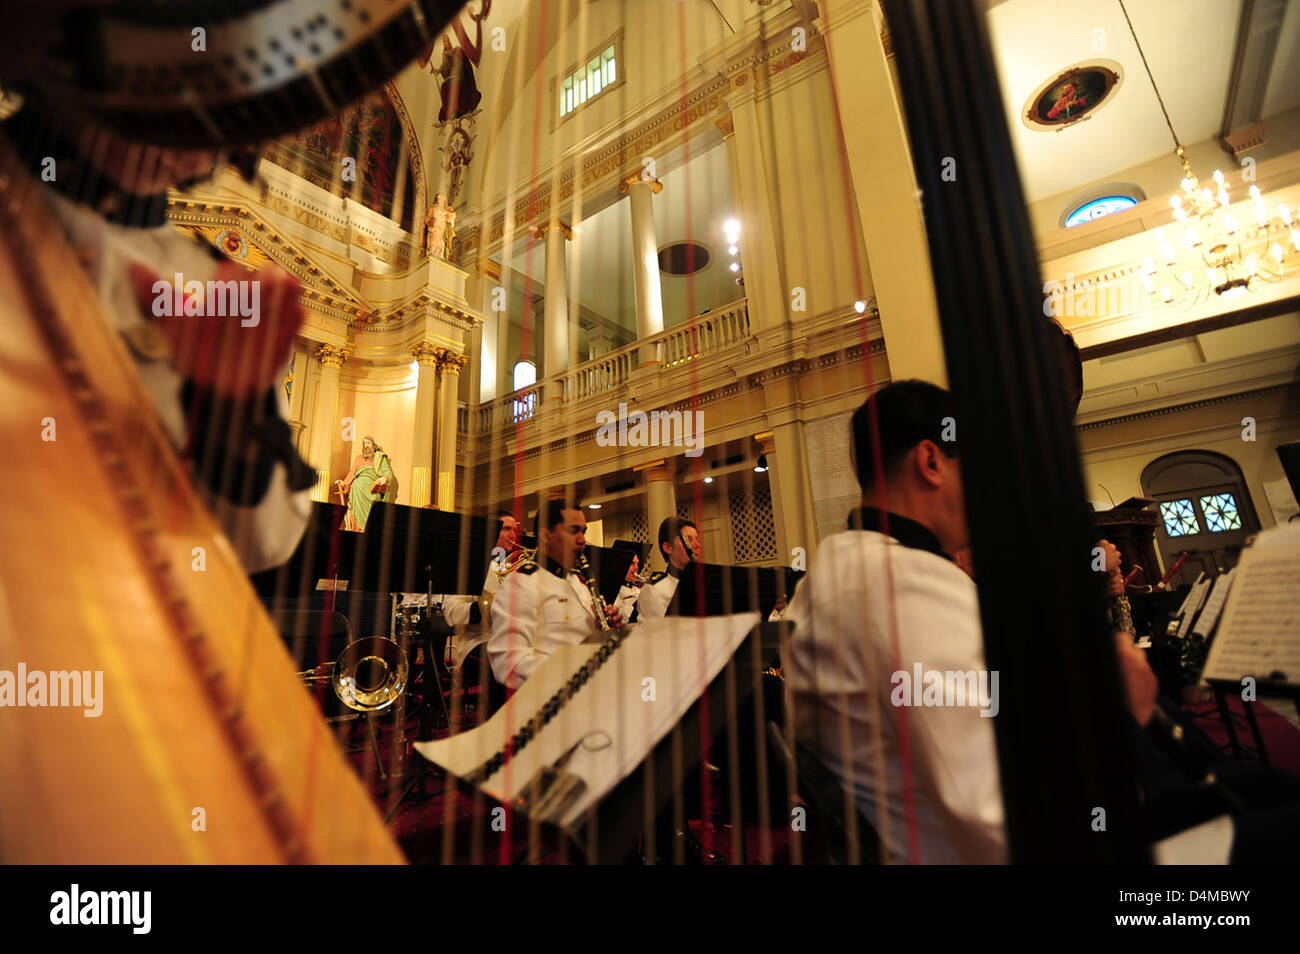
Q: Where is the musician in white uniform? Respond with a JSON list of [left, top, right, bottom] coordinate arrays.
[[635, 517, 702, 621], [784, 380, 1008, 864], [487, 501, 634, 689], [399, 514, 524, 668]]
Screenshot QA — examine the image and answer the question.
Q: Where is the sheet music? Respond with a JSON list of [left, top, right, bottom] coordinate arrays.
[[414, 612, 759, 830], [1190, 570, 1233, 639], [1202, 523, 1300, 686], [1175, 574, 1210, 640]]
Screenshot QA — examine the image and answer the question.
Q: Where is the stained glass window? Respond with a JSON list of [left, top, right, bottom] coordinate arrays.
[[1160, 498, 1200, 537], [1064, 196, 1139, 228], [1199, 493, 1242, 533]]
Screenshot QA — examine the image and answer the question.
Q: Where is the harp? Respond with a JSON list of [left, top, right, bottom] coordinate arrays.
[[0, 138, 404, 863], [0, 0, 471, 864]]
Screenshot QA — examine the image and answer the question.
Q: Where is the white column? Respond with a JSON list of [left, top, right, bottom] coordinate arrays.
[[410, 342, 442, 508], [436, 351, 467, 511], [637, 460, 677, 559], [540, 221, 572, 382], [620, 172, 665, 366], [307, 343, 348, 502], [817, 0, 947, 385]]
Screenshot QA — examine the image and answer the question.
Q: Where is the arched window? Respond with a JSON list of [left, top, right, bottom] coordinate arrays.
[[1060, 184, 1146, 229], [511, 360, 537, 423], [1140, 450, 1259, 588], [512, 360, 536, 391]]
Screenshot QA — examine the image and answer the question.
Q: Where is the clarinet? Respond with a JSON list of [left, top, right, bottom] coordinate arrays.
[[575, 550, 617, 631]]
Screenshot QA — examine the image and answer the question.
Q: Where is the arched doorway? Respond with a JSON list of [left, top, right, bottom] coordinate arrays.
[[1140, 450, 1260, 589]]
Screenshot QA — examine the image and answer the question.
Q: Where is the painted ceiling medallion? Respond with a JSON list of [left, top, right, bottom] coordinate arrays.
[[1022, 60, 1122, 131]]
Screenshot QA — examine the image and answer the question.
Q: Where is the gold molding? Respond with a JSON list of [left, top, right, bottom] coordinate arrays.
[[475, 257, 503, 279], [618, 171, 663, 195], [754, 430, 776, 455], [438, 351, 469, 375], [533, 220, 575, 241], [315, 344, 350, 369], [715, 113, 735, 139], [411, 342, 445, 367]]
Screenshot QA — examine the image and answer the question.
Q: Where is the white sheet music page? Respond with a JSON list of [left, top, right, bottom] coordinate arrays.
[[1202, 523, 1300, 687], [414, 612, 760, 830]]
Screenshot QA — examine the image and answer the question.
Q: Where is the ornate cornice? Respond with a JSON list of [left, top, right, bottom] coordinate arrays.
[[483, 75, 729, 246], [1078, 383, 1295, 431], [715, 113, 735, 139]]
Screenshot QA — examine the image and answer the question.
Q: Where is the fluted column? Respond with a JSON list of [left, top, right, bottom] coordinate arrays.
[[307, 343, 348, 502], [716, 101, 787, 335], [620, 171, 665, 366], [538, 221, 573, 384], [436, 351, 468, 511], [410, 341, 444, 508], [636, 459, 677, 556]]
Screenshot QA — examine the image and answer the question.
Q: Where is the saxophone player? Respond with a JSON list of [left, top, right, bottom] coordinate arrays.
[[487, 500, 634, 689]]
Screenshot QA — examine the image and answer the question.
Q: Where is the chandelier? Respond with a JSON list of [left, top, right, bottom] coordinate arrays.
[[1121, 0, 1298, 304]]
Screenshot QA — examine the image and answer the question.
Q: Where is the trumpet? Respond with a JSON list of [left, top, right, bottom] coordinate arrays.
[[575, 550, 620, 631], [625, 554, 654, 588]]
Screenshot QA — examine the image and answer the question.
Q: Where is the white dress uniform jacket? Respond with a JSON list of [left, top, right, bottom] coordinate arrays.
[[635, 568, 680, 621], [784, 509, 1007, 864], [487, 558, 609, 689]]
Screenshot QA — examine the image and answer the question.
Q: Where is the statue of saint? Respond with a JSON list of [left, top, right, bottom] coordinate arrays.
[[337, 436, 397, 531], [424, 192, 451, 259]]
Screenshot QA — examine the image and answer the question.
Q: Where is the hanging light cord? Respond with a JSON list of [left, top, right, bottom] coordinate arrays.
[[1117, 0, 1185, 158]]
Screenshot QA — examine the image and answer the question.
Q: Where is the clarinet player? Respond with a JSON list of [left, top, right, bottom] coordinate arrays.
[[487, 500, 635, 689]]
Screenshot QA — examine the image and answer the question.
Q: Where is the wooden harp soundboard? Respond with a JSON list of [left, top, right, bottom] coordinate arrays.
[[0, 139, 403, 864]]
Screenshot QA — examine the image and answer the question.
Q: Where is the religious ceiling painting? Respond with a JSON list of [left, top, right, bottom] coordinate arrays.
[[265, 88, 415, 229], [1023, 61, 1122, 131]]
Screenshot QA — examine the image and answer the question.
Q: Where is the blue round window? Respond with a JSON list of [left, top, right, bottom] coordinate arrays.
[[1064, 195, 1139, 228]]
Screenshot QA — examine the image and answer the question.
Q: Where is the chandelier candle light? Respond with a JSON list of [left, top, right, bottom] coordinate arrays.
[[1120, 0, 1296, 304]]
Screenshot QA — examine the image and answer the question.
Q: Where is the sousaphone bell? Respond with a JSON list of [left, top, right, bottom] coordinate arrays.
[[330, 636, 409, 713]]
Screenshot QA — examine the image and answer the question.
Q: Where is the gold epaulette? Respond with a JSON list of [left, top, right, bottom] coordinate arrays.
[[649, 571, 667, 583], [516, 561, 539, 575]]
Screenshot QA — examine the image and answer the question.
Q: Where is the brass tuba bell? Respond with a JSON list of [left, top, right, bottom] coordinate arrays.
[[330, 636, 410, 713]]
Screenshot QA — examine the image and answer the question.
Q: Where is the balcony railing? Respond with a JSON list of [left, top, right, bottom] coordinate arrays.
[[474, 298, 750, 434]]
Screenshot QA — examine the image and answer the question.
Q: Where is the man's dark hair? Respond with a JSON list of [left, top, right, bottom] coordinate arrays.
[[851, 379, 958, 492], [657, 516, 697, 560], [536, 499, 575, 538]]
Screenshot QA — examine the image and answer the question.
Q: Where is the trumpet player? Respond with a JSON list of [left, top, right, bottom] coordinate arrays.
[[487, 501, 635, 689], [634, 517, 702, 621]]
